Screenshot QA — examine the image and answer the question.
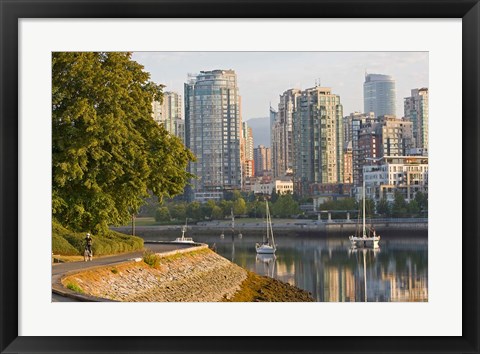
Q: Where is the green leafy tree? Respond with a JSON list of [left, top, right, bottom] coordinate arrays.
[[201, 200, 216, 220], [365, 198, 375, 217], [211, 206, 224, 220], [186, 201, 202, 221], [232, 190, 243, 201], [155, 207, 171, 222], [414, 191, 428, 212], [340, 197, 358, 211], [52, 52, 195, 233], [376, 197, 391, 216], [169, 203, 186, 221], [270, 188, 279, 203], [392, 191, 408, 217], [272, 194, 300, 218], [407, 199, 420, 216], [220, 200, 233, 217], [233, 197, 247, 216]]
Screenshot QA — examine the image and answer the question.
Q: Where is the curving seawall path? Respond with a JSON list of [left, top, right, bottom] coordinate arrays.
[[61, 247, 248, 302]]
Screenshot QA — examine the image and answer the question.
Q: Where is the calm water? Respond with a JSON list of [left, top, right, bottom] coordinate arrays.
[[139, 229, 428, 302]]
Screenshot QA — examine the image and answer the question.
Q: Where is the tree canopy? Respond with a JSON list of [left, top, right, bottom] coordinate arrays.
[[52, 52, 195, 233]]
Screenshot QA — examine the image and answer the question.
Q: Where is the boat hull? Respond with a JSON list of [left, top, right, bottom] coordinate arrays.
[[256, 244, 276, 254], [173, 238, 195, 244], [349, 236, 380, 249]]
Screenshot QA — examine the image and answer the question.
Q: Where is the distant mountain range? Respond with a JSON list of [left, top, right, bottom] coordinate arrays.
[[245, 117, 270, 147]]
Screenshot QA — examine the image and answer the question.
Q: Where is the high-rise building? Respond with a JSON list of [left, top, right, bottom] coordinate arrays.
[[344, 141, 353, 184], [184, 70, 242, 199], [364, 73, 396, 117], [357, 122, 380, 186], [354, 115, 414, 187], [152, 91, 185, 142], [254, 145, 271, 177], [404, 88, 429, 153], [346, 112, 376, 187], [272, 89, 301, 178], [293, 86, 344, 195], [242, 121, 254, 179], [375, 115, 414, 157], [153, 92, 185, 141]]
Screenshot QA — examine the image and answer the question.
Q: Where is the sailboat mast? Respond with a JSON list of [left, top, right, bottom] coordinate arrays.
[[266, 201, 269, 243], [362, 179, 366, 236], [363, 250, 367, 302]]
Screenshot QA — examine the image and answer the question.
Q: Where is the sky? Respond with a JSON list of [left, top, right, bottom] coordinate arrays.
[[132, 51, 428, 120]]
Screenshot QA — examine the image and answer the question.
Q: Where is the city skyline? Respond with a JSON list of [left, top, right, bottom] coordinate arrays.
[[132, 51, 428, 120]]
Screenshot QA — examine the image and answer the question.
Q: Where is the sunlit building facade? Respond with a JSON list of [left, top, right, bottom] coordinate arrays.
[[272, 89, 302, 178], [404, 87, 429, 154], [363, 156, 429, 202], [254, 144, 271, 177], [184, 70, 242, 199], [293, 86, 344, 195], [152, 91, 185, 143]]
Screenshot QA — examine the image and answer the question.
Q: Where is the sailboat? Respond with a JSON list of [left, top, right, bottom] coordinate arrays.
[[173, 219, 194, 243], [349, 180, 380, 248], [256, 254, 276, 278], [256, 201, 276, 254]]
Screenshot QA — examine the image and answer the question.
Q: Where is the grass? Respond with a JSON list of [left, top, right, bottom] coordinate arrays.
[[66, 282, 84, 294], [143, 250, 161, 268]]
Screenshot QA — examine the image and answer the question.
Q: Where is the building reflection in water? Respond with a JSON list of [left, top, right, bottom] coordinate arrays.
[[246, 234, 427, 302], [144, 229, 428, 302]]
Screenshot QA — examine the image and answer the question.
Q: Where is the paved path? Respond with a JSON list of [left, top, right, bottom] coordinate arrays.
[[52, 242, 196, 302]]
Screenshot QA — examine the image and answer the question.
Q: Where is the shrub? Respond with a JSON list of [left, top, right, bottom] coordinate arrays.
[[52, 221, 144, 256], [143, 250, 160, 268], [52, 233, 79, 255], [66, 282, 83, 293]]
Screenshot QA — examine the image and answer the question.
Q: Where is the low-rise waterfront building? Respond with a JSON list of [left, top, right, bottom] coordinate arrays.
[[252, 179, 294, 196], [362, 156, 428, 202]]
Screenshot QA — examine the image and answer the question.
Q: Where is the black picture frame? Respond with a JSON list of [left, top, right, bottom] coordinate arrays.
[[1, 1, 478, 353]]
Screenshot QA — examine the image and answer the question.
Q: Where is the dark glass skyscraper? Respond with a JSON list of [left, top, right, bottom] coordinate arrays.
[[363, 73, 396, 117]]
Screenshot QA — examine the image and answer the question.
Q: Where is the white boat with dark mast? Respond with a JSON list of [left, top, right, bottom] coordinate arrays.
[[349, 180, 380, 248], [173, 220, 195, 244], [256, 201, 276, 254]]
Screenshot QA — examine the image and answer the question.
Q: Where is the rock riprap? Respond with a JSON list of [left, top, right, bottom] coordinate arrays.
[[62, 248, 247, 302]]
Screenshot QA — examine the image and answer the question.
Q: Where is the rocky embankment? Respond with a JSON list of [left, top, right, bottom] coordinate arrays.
[[61, 248, 313, 302]]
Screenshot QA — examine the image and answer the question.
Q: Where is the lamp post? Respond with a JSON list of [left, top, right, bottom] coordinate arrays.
[[132, 213, 136, 236]]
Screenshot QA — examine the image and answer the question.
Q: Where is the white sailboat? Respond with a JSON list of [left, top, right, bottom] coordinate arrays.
[[173, 220, 194, 243], [349, 180, 380, 248], [256, 201, 276, 254], [256, 254, 276, 278]]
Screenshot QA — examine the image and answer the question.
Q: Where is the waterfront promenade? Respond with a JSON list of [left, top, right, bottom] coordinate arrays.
[[114, 217, 428, 235], [52, 242, 197, 302]]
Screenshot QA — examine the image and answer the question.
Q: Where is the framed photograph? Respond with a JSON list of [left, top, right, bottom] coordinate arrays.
[[1, 0, 478, 353]]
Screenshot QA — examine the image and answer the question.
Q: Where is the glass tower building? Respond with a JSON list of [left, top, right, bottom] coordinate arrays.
[[363, 73, 396, 117], [184, 70, 242, 199]]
